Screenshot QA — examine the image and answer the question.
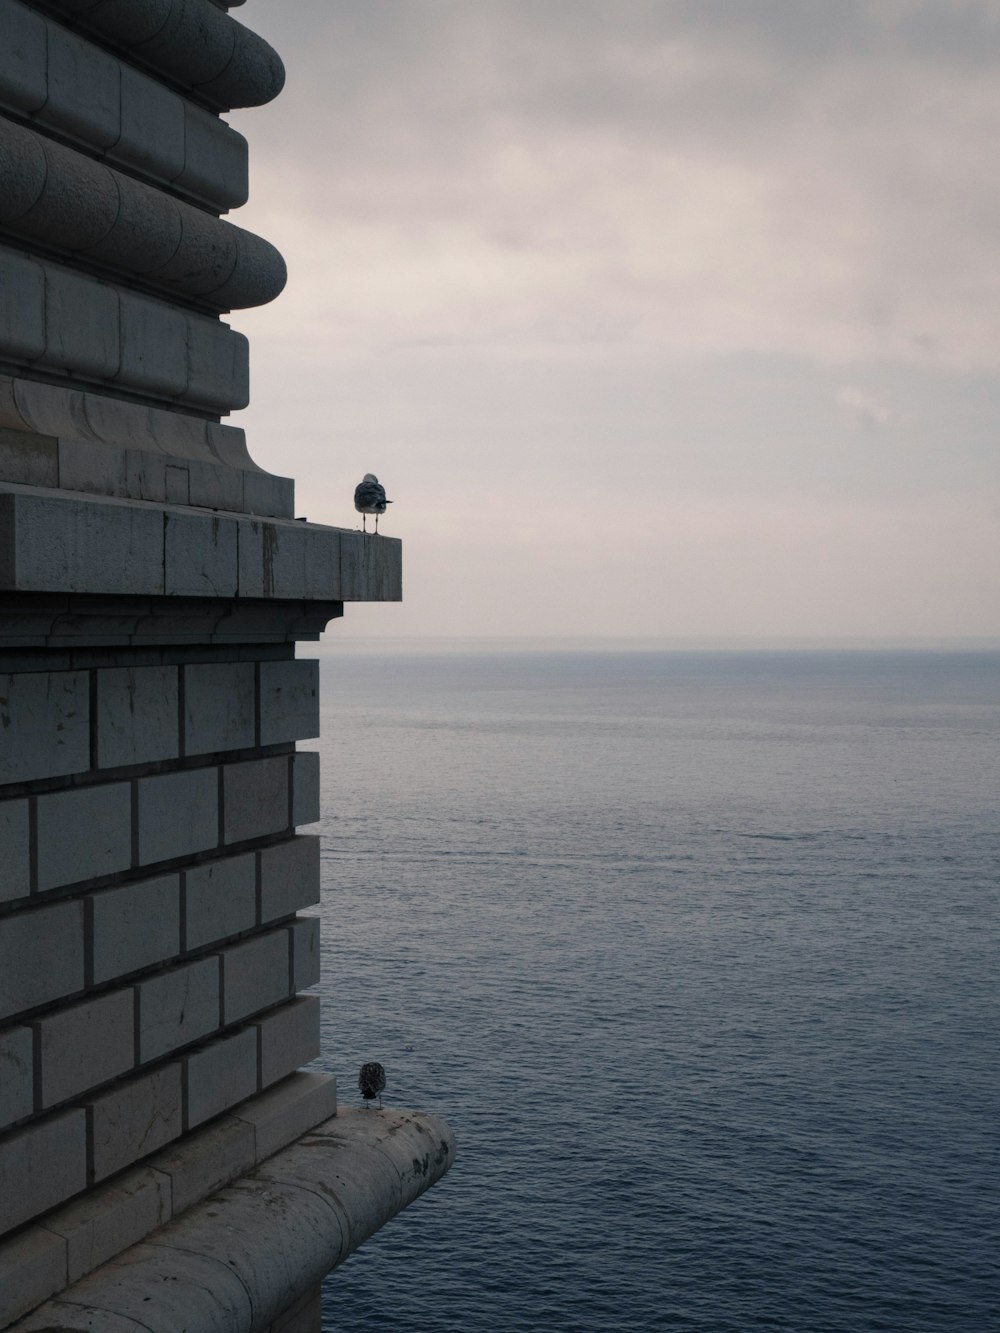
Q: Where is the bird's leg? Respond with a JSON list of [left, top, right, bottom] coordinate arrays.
[[362, 514, 367, 534], [375, 513, 380, 534]]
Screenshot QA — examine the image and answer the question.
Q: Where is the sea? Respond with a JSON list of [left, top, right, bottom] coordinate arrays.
[[306, 646, 999, 1333]]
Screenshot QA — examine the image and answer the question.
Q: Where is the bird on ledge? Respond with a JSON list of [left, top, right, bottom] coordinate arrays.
[[354, 473, 392, 533], [358, 1061, 386, 1109]]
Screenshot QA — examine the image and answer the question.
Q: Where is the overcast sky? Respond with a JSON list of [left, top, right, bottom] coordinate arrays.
[[229, 0, 1000, 641]]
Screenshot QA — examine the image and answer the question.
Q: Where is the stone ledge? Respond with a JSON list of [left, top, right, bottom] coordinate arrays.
[[0, 485, 402, 604], [0, 1072, 338, 1329], [8, 1105, 454, 1333]]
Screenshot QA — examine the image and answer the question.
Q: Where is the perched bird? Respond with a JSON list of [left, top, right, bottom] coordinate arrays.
[[358, 1061, 386, 1109], [354, 473, 392, 533]]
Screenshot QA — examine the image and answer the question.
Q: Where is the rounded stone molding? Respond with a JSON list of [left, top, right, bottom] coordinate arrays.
[[0, 118, 285, 310], [41, 0, 285, 110]]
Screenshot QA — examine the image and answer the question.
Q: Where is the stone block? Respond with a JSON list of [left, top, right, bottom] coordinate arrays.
[[0, 798, 30, 902], [90, 874, 180, 986], [0, 1109, 88, 1235], [237, 518, 339, 600], [89, 1065, 183, 1184], [37, 23, 121, 149], [0, 247, 45, 360], [184, 850, 256, 950], [0, 1226, 68, 1329], [36, 781, 132, 891], [243, 466, 295, 520], [36, 989, 135, 1109], [136, 766, 219, 865], [186, 456, 244, 512], [259, 836, 320, 924], [0, 489, 166, 596], [44, 1165, 170, 1284], [55, 435, 128, 499], [184, 660, 255, 756], [290, 916, 321, 992], [221, 928, 291, 1024], [124, 447, 169, 504], [0, 0, 48, 114], [115, 290, 188, 400], [111, 64, 185, 184], [255, 996, 321, 1089], [0, 900, 84, 1022], [0, 426, 58, 488], [137, 957, 220, 1063], [164, 509, 238, 597], [149, 1113, 254, 1216], [0, 668, 89, 784], [185, 1027, 257, 1128], [96, 665, 180, 768], [181, 315, 250, 413], [291, 750, 321, 827], [231, 1070, 337, 1163], [223, 755, 289, 844], [178, 101, 249, 210], [259, 659, 319, 746], [0, 1025, 33, 1130], [43, 266, 121, 379]]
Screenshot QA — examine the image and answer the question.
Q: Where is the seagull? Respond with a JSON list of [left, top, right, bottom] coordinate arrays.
[[354, 473, 392, 533], [358, 1061, 386, 1109]]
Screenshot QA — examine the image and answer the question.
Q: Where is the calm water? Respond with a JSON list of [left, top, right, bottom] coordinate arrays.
[[309, 649, 999, 1332]]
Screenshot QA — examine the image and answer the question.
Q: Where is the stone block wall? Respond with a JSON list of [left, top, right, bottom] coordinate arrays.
[[0, 641, 325, 1236], [0, 0, 405, 1308]]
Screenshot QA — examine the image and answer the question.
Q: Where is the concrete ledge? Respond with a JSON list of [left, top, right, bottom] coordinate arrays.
[[10, 1106, 454, 1333]]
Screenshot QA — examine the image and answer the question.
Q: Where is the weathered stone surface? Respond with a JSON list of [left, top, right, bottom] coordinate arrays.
[[137, 957, 220, 1063], [0, 0, 48, 114], [0, 798, 30, 901], [255, 996, 320, 1088], [0, 669, 90, 784], [289, 916, 321, 993], [12, 1108, 454, 1332], [0, 249, 45, 362], [36, 781, 132, 890], [36, 989, 135, 1109], [96, 665, 180, 768], [221, 928, 291, 1023], [0, 1025, 33, 1130], [259, 659, 319, 745], [184, 1027, 257, 1127], [223, 755, 289, 844], [36, 22, 122, 149], [90, 874, 180, 985], [184, 661, 255, 755], [136, 766, 219, 864], [89, 1065, 183, 1183], [291, 750, 321, 827], [231, 1071, 337, 1162], [0, 900, 85, 1021], [184, 851, 256, 950], [44, 1167, 171, 1285], [259, 836, 321, 924], [0, 1226, 67, 1330], [149, 1114, 255, 1216], [0, 1109, 88, 1235]]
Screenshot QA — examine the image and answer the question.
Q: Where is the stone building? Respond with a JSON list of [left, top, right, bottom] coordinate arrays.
[[0, 2, 453, 1328]]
